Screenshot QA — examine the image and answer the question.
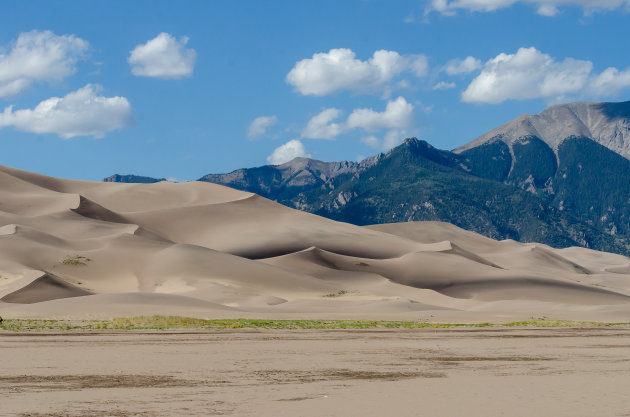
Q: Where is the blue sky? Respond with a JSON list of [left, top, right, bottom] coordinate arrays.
[[1, 0, 629, 181]]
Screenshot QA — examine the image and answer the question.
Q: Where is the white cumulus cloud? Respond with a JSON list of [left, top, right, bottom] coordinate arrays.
[[346, 96, 414, 131], [462, 47, 630, 103], [0, 84, 132, 138], [302, 97, 415, 140], [301, 98, 415, 150], [444, 56, 482, 75], [426, 0, 630, 16], [302, 97, 414, 141], [0, 30, 88, 98], [128, 33, 196, 79], [286, 48, 428, 96], [462, 47, 593, 103], [587, 67, 630, 97], [248, 115, 278, 138], [267, 139, 311, 165], [302, 108, 346, 139]]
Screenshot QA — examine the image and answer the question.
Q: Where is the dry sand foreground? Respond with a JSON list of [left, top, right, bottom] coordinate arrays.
[[2, 164, 630, 322], [2, 327, 630, 417]]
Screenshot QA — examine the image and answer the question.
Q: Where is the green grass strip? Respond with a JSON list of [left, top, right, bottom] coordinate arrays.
[[1, 316, 629, 332]]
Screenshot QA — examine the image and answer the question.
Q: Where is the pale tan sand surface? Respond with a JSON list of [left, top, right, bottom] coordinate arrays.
[[2, 164, 630, 321], [2, 328, 630, 416]]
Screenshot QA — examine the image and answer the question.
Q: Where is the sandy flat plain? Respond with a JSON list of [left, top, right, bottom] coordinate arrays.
[[2, 327, 630, 417]]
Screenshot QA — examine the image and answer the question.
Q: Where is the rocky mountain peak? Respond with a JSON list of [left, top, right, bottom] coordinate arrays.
[[456, 100, 630, 159]]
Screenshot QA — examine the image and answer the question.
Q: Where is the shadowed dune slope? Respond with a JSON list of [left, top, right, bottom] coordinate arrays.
[[1, 273, 91, 304], [2, 165, 630, 321]]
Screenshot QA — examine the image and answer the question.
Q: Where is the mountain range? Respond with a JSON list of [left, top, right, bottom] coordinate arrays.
[[107, 100, 630, 256]]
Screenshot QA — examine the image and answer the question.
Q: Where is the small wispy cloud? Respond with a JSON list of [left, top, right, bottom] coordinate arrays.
[[433, 81, 456, 90], [425, 0, 630, 17], [444, 57, 482, 75], [248, 115, 278, 138]]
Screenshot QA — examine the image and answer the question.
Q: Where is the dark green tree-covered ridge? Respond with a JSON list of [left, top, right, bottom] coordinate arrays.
[[461, 136, 630, 240], [199, 136, 630, 255], [304, 138, 630, 253], [103, 174, 166, 184]]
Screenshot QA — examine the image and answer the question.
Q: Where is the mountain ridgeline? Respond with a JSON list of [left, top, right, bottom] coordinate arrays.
[[105, 100, 630, 255]]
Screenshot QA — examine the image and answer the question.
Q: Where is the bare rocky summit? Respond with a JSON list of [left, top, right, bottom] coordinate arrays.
[[455, 101, 630, 158]]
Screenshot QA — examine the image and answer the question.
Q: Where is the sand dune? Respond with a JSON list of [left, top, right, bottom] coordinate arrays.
[[2, 164, 630, 321], [1, 272, 91, 304]]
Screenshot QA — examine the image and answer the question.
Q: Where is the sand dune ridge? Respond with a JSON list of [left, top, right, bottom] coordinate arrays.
[[2, 164, 630, 322]]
